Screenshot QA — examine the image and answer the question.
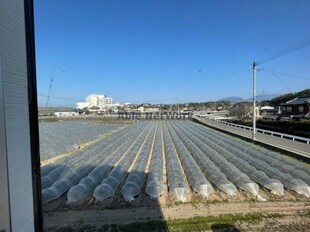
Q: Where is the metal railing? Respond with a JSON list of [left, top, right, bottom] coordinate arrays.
[[214, 119, 310, 144]]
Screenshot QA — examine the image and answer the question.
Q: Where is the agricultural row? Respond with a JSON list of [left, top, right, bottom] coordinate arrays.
[[41, 121, 310, 205], [39, 121, 121, 160]]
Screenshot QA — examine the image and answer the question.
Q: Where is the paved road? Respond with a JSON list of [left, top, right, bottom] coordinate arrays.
[[193, 117, 310, 160]]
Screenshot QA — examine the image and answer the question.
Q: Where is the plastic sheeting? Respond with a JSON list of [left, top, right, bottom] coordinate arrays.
[[170, 123, 237, 196], [40, 121, 120, 160], [41, 142, 108, 189], [145, 123, 164, 198], [121, 124, 157, 201], [94, 122, 154, 202], [41, 165, 70, 189], [239, 146, 310, 187], [41, 124, 133, 189], [190, 120, 310, 180], [267, 149, 310, 177], [42, 124, 139, 204], [205, 123, 310, 178], [186, 121, 310, 197], [167, 123, 214, 198], [163, 123, 189, 202], [175, 122, 264, 199], [41, 124, 126, 178], [67, 122, 148, 204], [40, 120, 310, 205], [196, 122, 310, 197], [183, 123, 284, 196]]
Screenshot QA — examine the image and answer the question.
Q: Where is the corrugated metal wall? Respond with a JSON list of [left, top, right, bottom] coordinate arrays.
[[0, 0, 35, 231]]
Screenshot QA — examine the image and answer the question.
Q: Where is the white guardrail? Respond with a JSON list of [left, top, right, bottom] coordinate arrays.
[[214, 120, 310, 145]]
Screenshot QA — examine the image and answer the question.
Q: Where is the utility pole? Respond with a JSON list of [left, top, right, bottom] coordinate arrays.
[[252, 60, 257, 141]]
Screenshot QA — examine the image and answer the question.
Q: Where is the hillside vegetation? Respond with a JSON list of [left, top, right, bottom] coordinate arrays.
[[269, 89, 310, 106]]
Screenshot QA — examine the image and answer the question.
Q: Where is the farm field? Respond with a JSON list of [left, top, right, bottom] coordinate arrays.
[[41, 120, 310, 231], [39, 121, 122, 160]]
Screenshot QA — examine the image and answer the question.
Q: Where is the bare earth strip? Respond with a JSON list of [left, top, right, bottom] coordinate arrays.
[[162, 201, 310, 220], [43, 201, 310, 228]]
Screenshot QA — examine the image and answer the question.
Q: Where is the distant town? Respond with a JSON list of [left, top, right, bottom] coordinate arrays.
[[38, 89, 310, 138], [39, 89, 310, 120]]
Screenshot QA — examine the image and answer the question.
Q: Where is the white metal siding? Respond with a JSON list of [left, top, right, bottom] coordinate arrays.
[[0, 0, 35, 231]]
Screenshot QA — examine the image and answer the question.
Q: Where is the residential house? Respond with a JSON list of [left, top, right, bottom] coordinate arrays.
[[280, 96, 310, 119], [260, 106, 279, 115]]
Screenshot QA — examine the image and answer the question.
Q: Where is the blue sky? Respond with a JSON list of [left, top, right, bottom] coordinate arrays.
[[34, 0, 310, 106]]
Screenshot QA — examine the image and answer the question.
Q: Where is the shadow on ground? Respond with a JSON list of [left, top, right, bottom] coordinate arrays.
[[211, 224, 240, 232]]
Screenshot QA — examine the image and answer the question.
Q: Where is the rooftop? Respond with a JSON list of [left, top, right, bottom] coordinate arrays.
[[280, 96, 310, 106]]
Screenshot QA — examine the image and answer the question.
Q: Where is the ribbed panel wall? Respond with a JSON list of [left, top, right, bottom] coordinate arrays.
[[0, 1, 35, 231]]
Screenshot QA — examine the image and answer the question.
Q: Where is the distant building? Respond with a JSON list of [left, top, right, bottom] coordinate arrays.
[[260, 106, 279, 115], [145, 107, 160, 113], [123, 103, 134, 111], [86, 94, 101, 106], [280, 96, 310, 119], [38, 107, 75, 116], [105, 97, 113, 106], [76, 94, 113, 111], [55, 111, 78, 117], [137, 106, 145, 113], [76, 102, 91, 110]]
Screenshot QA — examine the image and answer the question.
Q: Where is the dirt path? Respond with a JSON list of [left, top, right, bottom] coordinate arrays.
[[161, 201, 310, 220], [44, 201, 310, 228]]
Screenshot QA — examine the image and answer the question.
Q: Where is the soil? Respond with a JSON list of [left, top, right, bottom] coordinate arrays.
[[43, 179, 310, 231]]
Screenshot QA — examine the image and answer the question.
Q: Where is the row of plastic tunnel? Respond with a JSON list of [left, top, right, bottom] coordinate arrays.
[[41, 120, 310, 205], [39, 121, 120, 160]]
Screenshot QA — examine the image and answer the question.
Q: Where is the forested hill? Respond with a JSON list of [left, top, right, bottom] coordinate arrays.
[[269, 89, 310, 106]]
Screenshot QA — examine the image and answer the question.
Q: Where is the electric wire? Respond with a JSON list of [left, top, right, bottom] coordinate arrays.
[[261, 68, 310, 81], [257, 37, 310, 64]]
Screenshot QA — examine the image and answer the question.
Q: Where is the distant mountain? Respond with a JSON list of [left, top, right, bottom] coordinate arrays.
[[218, 96, 245, 102], [247, 94, 281, 102], [218, 94, 281, 103]]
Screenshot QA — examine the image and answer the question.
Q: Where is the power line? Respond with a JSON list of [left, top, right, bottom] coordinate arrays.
[[277, 76, 291, 93], [257, 36, 310, 64], [260, 68, 310, 80], [257, 37, 310, 64], [260, 69, 292, 93]]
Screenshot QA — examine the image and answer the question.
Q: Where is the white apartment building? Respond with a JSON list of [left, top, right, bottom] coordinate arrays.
[[76, 94, 113, 110], [86, 94, 105, 108], [105, 97, 113, 105]]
